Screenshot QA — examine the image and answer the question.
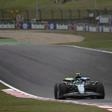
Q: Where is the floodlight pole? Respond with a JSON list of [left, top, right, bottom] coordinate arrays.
[[36, 0, 39, 20], [94, 0, 97, 9]]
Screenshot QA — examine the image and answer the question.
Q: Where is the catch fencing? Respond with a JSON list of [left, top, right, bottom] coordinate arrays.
[[0, 9, 112, 21]]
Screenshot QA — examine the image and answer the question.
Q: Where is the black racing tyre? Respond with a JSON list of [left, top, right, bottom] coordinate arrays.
[[95, 82, 105, 99], [54, 83, 58, 99], [54, 83, 66, 99]]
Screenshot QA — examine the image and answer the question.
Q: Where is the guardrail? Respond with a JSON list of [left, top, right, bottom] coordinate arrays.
[[0, 22, 112, 32], [0, 23, 15, 29]]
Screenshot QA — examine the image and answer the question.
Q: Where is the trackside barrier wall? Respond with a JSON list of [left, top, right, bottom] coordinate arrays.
[[0, 24, 15, 29], [22, 23, 31, 30], [31, 23, 69, 30], [31, 24, 45, 30], [48, 23, 56, 30], [110, 27, 112, 32], [0, 22, 112, 33], [76, 25, 84, 32], [99, 26, 103, 32], [88, 26, 98, 32], [102, 26, 111, 32], [76, 24, 112, 32], [56, 24, 68, 30]]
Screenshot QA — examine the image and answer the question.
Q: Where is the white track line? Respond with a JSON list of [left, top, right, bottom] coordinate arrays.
[[63, 45, 112, 54], [0, 80, 112, 111]]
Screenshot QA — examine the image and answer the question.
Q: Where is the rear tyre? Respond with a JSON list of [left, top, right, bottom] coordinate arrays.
[[95, 82, 105, 99], [54, 83, 59, 99]]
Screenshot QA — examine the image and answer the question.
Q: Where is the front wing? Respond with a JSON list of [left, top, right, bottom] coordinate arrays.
[[63, 92, 101, 98]]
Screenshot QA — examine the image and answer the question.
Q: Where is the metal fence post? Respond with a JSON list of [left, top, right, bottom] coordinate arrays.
[[77, 9, 81, 18], [51, 9, 54, 20], [68, 9, 72, 20], [26, 10, 29, 21], [60, 9, 63, 20]]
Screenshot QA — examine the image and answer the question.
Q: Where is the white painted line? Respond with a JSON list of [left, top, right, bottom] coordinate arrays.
[[0, 80, 38, 99], [2, 89, 34, 98], [108, 109, 112, 111], [98, 105, 112, 109], [63, 45, 112, 54]]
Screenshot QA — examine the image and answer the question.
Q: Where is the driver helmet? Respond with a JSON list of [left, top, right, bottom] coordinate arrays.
[[75, 73, 82, 79]]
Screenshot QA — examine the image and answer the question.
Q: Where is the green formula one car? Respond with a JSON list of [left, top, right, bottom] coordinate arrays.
[[54, 73, 105, 99]]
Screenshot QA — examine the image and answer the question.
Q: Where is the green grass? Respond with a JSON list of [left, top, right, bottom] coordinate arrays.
[[0, 84, 109, 112], [55, 32, 112, 51], [0, 37, 17, 44], [0, 0, 112, 10]]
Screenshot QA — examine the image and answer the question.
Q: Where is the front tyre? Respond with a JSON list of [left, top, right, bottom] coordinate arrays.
[[54, 83, 66, 99]]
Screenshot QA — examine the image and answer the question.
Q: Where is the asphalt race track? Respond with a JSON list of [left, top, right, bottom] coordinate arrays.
[[0, 44, 112, 103]]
